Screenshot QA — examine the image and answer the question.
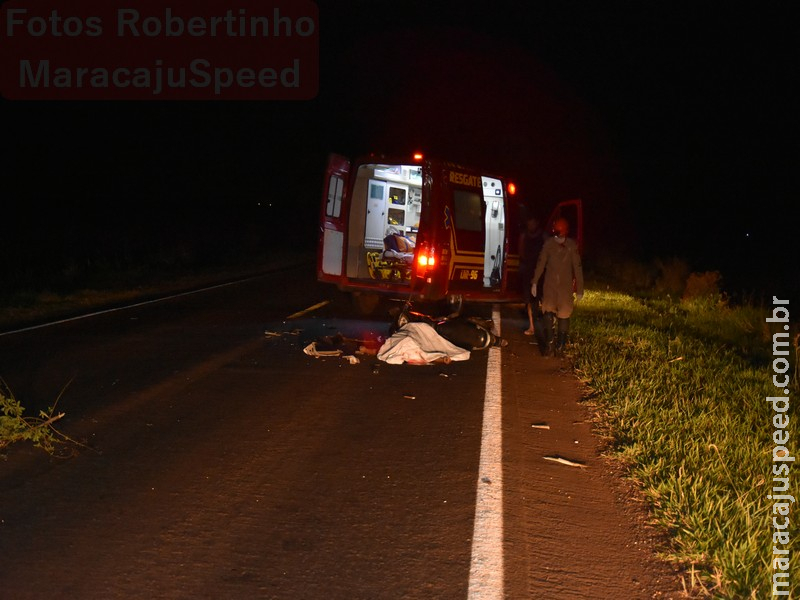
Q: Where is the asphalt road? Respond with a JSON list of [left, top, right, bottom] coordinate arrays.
[[0, 263, 680, 599]]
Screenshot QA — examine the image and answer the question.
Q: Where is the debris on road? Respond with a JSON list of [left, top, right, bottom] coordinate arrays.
[[302, 342, 344, 358], [264, 328, 302, 338], [543, 455, 588, 469]]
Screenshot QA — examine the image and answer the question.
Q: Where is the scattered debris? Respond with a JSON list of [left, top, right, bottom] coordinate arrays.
[[302, 335, 364, 366], [531, 423, 550, 429], [543, 455, 588, 469], [668, 356, 684, 363], [265, 328, 302, 338], [302, 342, 343, 358]]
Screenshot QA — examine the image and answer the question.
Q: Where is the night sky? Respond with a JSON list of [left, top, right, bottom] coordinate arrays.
[[3, 2, 796, 297]]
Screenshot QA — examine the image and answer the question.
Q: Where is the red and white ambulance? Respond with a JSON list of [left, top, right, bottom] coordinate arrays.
[[317, 152, 581, 313]]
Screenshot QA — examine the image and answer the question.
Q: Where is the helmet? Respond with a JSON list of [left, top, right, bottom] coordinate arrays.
[[552, 217, 569, 237]]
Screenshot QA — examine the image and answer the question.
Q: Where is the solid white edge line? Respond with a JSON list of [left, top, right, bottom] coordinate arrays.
[[467, 305, 504, 599]]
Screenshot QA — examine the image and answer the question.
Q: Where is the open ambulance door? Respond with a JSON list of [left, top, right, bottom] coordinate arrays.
[[318, 154, 351, 285], [546, 198, 584, 254]]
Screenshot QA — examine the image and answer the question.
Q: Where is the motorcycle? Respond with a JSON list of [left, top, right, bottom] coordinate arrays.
[[390, 303, 507, 351]]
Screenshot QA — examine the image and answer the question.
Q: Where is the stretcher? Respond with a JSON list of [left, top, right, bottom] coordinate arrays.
[[366, 250, 414, 282]]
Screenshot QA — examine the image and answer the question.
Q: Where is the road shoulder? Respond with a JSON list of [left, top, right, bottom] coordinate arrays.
[[501, 309, 687, 599]]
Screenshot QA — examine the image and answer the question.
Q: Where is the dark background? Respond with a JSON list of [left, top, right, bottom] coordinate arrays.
[[3, 1, 795, 298]]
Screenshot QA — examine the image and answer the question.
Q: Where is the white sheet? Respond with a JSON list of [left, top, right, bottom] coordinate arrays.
[[376, 322, 471, 365]]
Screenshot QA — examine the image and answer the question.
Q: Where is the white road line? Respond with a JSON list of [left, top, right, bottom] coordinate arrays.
[[467, 305, 504, 599], [0, 274, 268, 338], [285, 300, 330, 320]]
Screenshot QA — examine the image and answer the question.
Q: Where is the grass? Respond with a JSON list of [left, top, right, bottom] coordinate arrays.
[[0, 381, 79, 457], [571, 290, 798, 597]]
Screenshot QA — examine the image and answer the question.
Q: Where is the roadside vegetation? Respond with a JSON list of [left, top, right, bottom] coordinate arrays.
[[0, 381, 78, 457], [571, 266, 798, 597]]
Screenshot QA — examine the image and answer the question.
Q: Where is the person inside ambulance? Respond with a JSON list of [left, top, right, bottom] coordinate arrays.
[[531, 217, 584, 357], [382, 227, 416, 261]]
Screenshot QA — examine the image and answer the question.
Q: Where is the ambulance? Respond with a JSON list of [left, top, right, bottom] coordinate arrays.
[[317, 152, 582, 313]]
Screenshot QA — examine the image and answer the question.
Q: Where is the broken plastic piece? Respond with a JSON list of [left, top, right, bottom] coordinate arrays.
[[302, 342, 342, 357], [543, 455, 587, 469]]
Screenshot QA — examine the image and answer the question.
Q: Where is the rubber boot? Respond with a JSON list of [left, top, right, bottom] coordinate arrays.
[[555, 318, 569, 357]]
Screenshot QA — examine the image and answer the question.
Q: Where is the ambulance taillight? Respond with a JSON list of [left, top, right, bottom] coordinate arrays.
[[415, 243, 436, 277]]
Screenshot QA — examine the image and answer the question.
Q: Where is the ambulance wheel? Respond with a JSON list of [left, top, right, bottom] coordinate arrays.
[[351, 291, 380, 315], [446, 294, 463, 315]]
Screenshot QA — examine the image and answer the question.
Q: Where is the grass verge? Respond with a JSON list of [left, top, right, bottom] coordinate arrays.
[[571, 290, 798, 598]]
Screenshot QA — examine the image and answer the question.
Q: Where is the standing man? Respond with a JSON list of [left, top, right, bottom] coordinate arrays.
[[532, 217, 584, 357], [518, 215, 545, 337]]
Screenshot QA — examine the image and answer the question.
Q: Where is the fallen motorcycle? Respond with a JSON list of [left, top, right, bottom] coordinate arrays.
[[390, 304, 507, 351]]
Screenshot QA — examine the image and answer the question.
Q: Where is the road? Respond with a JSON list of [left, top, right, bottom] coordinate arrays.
[[0, 262, 681, 599]]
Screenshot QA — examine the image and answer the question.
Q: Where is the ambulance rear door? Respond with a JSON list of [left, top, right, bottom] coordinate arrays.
[[442, 170, 507, 297], [317, 154, 351, 285]]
